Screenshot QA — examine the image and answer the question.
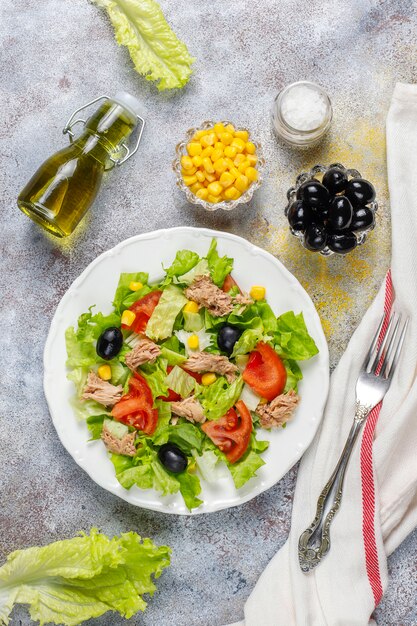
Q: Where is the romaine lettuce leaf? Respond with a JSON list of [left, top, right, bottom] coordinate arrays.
[[206, 239, 233, 287], [146, 285, 187, 341], [274, 311, 319, 360], [86, 414, 107, 440], [165, 365, 198, 398], [159, 336, 186, 366], [283, 358, 303, 392], [91, 0, 195, 90], [199, 376, 244, 421], [0, 528, 170, 626], [231, 324, 264, 357], [176, 259, 209, 285], [112, 272, 149, 313], [228, 449, 265, 489], [183, 310, 204, 332], [164, 249, 200, 277], [138, 358, 168, 400], [176, 472, 202, 510], [192, 448, 224, 483], [153, 421, 204, 454]]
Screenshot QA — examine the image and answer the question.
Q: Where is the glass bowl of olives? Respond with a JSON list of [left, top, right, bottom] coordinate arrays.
[[285, 163, 377, 256]]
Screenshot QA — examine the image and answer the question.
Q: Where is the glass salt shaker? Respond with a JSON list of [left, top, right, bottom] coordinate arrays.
[[272, 81, 332, 148]]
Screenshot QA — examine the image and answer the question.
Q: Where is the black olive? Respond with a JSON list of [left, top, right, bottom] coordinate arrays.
[[96, 327, 123, 360], [296, 181, 329, 208], [328, 196, 353, 231], [351, 206, 375, 232], [327, 232, 357, 254], [217, 325, 242, 356], [322, 167, 348, 194], [345, 178, 376, 206], [158, 443, 187, 474], [287, 200, 313, 231], [304, 223, 327, 251], [313, 203, 330, 223]]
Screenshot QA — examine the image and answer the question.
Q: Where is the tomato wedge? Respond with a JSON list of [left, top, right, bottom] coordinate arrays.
[[112, 372, 158, 435], [222, 273, 241, 294], [201, 400, 252, 464], [242, 341, 286, 401], [122, 290, 162, 334]]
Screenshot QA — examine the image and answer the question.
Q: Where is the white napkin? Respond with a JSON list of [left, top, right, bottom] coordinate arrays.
[[228, 83, 417, 626]]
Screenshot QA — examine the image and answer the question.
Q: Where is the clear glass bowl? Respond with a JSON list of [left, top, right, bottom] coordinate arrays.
[[173, 120, 265, 212], [285, 163, 378, 256]]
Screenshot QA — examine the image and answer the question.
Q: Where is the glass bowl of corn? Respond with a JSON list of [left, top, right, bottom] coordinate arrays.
[[173, 121, 265, 211]]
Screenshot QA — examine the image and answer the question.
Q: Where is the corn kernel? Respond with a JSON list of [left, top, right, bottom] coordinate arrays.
[[187, 142, 203, 156], [202, 372, 217, 386], [213, 122, 226, 137], [245, 141, 256, 154], [245, 166, 259, 182], [129, 281, 143, 291], [234, 130, 249, 142], [230, 166, 241, 180], [246, 154, 258, 166], [200, 133, 216, 147], [98, 364, 112, 381], [203, 180, 209, 187], [205, 172, 216, 183], [202, 158, 215, 174], [207, 194, 221, 203], [235, 174, 249, 192], [259, 396, 268, 405], [187, 334, 200, 350], [193, 129, 207, 140], [196, 188, 209, 199], [224, 186, 240, 200], [184, 300, 199, 313], [250, 285, 266, 301], [213, 158, 228, 174], [207, 181, 223, 196], [224, 145, 237, 158], [238, 160, 251, 173], [183, 174, 198, 186], [195, 170, 206, 182], [190, 182, 204, 194], [121, 310, 136, 327], [234, 153, 246, 165], [225, 123, 235, 134], [219, 171, 235, 188], [181, 166, 197, 176], [211, 148, 223, 163], [224, 157, 235, 169], [201, 146, 214, 158], [231, 138, 246, 152], [220, 131, 233, 145], [214, 141, 224, 151], [192, 155, 203, 167], [181, 155, 194, 170]]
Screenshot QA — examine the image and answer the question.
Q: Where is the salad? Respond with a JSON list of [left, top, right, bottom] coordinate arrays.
[[66, 239, 318, 510]]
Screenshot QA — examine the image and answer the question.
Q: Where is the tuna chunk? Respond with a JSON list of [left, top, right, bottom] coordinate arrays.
[[101, 424, 137, 456], [184, 352, 239, 383], [82, 371, 123, 407], [125, 336, 161, 370], [171, 396, 206, 424], [185, 275, 234, 317], [256, 389, 300, 428]]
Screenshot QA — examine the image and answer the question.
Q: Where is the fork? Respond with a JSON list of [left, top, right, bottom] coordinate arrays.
[[298, 312, 409, 573]]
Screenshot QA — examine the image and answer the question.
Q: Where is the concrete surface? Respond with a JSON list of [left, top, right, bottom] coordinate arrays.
[[1, 0, 416, 624]]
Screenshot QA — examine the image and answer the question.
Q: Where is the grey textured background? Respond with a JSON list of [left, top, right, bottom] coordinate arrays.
[[1, 0, 417, 624]]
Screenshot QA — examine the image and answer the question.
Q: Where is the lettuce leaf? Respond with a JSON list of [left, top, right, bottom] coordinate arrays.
[[146, 285, 187, 341], [138, 358, 168, 400], [274, 311, 319, 360], [283, 358, 303, 392], [165, 365, 198, 398], [176, 472, 202, 510], [206, 239, 233, 287], [199, 376, 244, 421], [231, 325, 264, 357], [112, 272, 149, 313], [86, 414, 107, 439], [0, 528, 170, 626], [164, 249, 200, 277], [92, 0, 194, 90], [175, 259, 209, 285]]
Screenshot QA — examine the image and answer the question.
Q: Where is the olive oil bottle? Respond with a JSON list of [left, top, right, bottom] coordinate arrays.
[[18, 92, 145, 238]]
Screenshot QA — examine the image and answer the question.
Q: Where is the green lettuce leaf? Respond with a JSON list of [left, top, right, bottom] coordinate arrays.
[[231, 324, 264, 357], [228, 449, 265, 489], [206, 239, 233, 287], [274, 311, 319, 361], [86, 414, 107, 440], [176, 472, 202, 510], [192, 448, 222, 483], [165, 365, 198, 398], [146, 285, 187, 341], [199, 376, 244, 421], [183, 310, 204, 332], [283, 358, 303, 392], [138, 358, 168, 400], [153, 421, 204, 454], [165, 249, 200, 277], [112, 272, 149, 313], [175, 259, 209, 285], [0, 528, 170, 626], [92, 0, 195, 90], [159, 336, 186, 366], [70, 397, 110, 422]]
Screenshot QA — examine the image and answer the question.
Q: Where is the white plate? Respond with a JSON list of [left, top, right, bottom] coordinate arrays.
[[44, 227, 329, 515]]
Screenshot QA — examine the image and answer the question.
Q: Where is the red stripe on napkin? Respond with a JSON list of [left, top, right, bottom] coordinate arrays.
[[360, 270, 393, 606]]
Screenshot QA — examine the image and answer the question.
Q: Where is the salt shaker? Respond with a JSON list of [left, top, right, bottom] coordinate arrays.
[[272, 81, 332, 148]]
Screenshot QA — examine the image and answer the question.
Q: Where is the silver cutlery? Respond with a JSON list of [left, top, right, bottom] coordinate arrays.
[[298, 312, 409, 573]]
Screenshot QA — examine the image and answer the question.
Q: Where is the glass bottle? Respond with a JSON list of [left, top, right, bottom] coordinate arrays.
[[17, 92, 145, 238]]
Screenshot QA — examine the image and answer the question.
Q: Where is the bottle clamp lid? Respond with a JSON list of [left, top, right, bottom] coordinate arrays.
[[62, 94, 145, 167]]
